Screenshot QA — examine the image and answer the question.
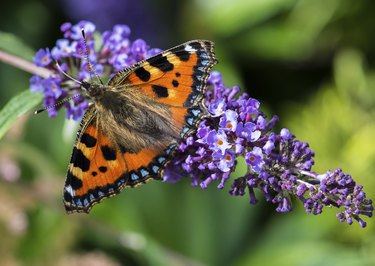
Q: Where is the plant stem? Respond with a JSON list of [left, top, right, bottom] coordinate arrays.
[[0, 50, 52, 78]]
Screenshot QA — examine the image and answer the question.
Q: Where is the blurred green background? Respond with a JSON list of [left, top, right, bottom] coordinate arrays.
[[1, 0, 375, 265]]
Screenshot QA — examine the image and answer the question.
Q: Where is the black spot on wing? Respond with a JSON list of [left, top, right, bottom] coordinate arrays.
[[92, 171, 97, 176], [172, 80, 179, 87], [80, 133, 97, 148], [175, 72, 181, 77], [99, 166, 107, 173], [190, 42, 202, 50], [66, 170, 83, 190], [148, 54, 174, 72], [101, 145, 117, 161], [71, 147, 90, 172], [173, 50, 190, 62], [119, 145, 127, 154], [64, 191, 73, 202], [152, 85, 169, 98], [135, 67, 151, 81]]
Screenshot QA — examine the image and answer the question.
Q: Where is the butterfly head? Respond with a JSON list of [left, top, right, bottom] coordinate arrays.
[[81, 80, 107, 100]]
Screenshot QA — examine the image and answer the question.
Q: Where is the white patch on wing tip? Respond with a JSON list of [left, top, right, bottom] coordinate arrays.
[[65, 185, 75, 196], [185, 44, 196, 52]]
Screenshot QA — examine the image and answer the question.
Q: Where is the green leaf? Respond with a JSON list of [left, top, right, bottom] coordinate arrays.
[[0, 90, 43, 140], [0, 31, 35, 60]]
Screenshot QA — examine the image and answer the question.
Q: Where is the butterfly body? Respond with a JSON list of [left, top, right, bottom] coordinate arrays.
[[82, 81, 179, 153], [64, 40, 217, 213]]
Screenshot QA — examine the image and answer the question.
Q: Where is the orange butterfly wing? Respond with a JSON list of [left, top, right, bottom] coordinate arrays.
[[64, 106, 125, 213], [64, 40, 217, 213]]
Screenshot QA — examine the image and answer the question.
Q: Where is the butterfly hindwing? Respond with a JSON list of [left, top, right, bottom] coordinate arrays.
[[122, 143, 177, 183]]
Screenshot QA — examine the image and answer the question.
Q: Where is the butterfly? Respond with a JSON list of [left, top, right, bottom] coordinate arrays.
[[63, 40, 218, 213]]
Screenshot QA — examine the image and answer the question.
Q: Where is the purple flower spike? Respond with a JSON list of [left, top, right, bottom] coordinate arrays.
[[30, 21, 373, 228], [163, 63, 373, 228]]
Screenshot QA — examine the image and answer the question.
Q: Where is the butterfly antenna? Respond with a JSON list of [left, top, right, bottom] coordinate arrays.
[[35, 61, 82, 115], [55, 61, 82, 85], [81, 29, 103, 85], [34, 94, 81, 115]]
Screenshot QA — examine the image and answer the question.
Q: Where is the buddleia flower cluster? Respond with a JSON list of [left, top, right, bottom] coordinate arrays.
[[164, 71, 373, 227], [30, 21, 373, 227]]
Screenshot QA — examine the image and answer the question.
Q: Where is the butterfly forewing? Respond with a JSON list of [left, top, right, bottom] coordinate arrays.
[[109, 40, 217, 108]]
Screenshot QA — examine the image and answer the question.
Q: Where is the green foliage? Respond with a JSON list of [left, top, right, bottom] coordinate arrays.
[[0, 31, 35, 60], [0, 90, 43, 140], [0, 31, 42, 140]]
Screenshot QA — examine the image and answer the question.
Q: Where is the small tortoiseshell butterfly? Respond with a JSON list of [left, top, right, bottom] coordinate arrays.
[[63, 40, 218, 213]]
